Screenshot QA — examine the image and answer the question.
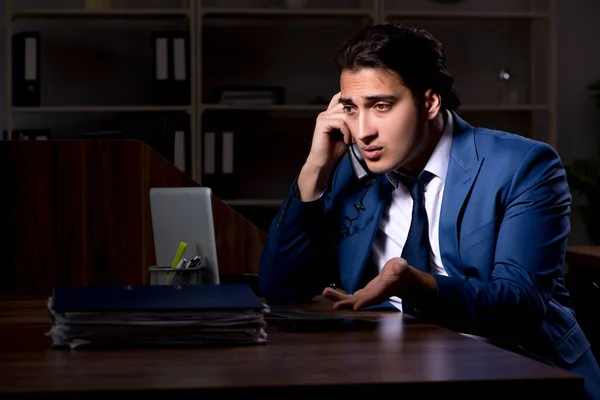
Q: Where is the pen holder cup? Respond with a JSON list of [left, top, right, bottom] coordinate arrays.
[[148, 266, 204, 286]]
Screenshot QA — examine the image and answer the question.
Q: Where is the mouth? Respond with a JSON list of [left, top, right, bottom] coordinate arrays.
[[361, 146, 383, 161]]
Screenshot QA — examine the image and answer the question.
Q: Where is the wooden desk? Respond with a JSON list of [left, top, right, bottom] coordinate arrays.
[[567, 245, 600, 272], [0, 296, 583, 399]]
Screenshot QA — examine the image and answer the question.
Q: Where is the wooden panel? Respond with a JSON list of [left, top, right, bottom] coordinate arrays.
[[84, 141, 144, 285], [0, 142, 54, 294], [53, 141, 87, 287], [0, 140, 267, 296], [0, 141, 149, 294], [211, 196, 268, 275]]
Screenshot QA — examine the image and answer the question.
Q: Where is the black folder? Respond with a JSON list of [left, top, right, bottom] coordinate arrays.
[[50, 284, 265, 312], [12, 32, 40, 107], [151, 31, 190, 106]]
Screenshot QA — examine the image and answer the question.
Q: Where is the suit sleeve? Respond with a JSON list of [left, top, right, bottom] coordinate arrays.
[[258, 178, 338, 303], [427, 143, 571, 338]]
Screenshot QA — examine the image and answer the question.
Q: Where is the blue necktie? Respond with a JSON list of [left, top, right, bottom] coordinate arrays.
[[400, 171, 434, 314]]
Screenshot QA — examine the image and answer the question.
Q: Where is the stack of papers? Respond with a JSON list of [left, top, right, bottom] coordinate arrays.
[[46, 284, 269, 349]]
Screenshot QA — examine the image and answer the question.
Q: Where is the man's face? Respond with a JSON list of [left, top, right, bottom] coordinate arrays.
[[340, 67, 426, 175]]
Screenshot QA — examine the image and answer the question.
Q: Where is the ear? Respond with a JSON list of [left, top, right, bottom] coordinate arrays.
[[423, 89, 442, 121]]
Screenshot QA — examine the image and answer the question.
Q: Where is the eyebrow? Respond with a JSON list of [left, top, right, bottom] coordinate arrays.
[[339, 94, 398, 104]]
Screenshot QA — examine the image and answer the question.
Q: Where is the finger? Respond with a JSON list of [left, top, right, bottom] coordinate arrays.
[[333, 298, 357, 310], [327, 92, 342, 109], [352, 298, 369, 311], [318, 113, 345, 130], [319, 114, 351, 144], [339, 121, 352, 145], [318, 104, 345, 122], [352, 294, 379, 311], [325, 293, 351, 308], [322, 287, 350, 302], [320, 117, 351, 144]]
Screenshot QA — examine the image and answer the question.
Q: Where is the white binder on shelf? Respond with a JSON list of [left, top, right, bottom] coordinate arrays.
[[151, 31, 190, 106]]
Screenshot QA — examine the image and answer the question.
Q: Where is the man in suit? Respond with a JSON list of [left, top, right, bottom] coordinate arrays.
[[258, 22, 600, 399]]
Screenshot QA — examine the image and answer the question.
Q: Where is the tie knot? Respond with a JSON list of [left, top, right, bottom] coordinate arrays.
[[404, 171, 434, 202]]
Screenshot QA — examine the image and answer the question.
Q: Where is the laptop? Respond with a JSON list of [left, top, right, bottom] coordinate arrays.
[[149, 187, 220, 284]]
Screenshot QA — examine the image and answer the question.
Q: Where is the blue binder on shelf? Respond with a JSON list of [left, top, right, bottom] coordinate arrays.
[[50, 284, 266, 312]]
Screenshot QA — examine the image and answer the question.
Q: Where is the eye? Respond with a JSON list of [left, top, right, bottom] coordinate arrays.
[[342, 105, 356, 114], [374, 103, 391, 111]]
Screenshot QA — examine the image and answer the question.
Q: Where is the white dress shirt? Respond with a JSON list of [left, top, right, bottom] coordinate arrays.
[[371, 110, 454, 312]]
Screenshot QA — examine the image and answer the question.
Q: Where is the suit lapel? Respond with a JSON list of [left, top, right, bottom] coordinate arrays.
[[439, 112, 484, 275]]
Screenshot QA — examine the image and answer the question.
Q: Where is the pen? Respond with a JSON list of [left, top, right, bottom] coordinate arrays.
[[167, 242, 187, 284], [186, 256, 201, 269], [168, 258, 187, 285], [170, 242, 187, 269]]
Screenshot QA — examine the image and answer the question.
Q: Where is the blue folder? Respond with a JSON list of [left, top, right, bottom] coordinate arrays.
[[50, 284, 266, 312]]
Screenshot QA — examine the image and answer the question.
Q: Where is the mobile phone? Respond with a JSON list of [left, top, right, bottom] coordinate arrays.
[[348, 143, 376, 186]]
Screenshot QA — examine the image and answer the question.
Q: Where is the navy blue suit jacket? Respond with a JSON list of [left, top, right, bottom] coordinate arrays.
[[259, 111, 595, 381]]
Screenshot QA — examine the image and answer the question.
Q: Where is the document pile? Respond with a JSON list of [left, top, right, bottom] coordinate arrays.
[[46, 284, 269, 349]]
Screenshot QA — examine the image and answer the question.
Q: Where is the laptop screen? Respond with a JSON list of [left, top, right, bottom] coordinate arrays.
[[149, 187, 220, 284]]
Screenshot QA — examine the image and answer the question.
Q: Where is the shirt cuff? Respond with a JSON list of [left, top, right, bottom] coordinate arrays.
[[293, 180, 326, 202]]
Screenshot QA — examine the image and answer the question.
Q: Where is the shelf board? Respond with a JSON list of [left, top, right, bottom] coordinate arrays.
[[201, 7, 373, 18], [11, 105, 191, 113], [458, 104, 548, 111], [224, 199, 284, 207], [385, 11, 549, 20], [11, 8, 190, 20], [202, 104, 326, 112], [202, 104, 547, 112]]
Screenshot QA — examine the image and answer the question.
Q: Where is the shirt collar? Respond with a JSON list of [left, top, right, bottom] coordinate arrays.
[[386, 109, 454, 189]]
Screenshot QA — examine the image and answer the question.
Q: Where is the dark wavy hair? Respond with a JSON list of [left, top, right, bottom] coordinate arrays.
[[334, 22, 461, 111]]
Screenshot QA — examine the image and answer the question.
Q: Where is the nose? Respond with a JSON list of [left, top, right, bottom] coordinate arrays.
[[355, 112, 377, 143]]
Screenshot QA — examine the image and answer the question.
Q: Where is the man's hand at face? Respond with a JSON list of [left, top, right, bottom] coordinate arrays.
[[322, 257, 437, 311]]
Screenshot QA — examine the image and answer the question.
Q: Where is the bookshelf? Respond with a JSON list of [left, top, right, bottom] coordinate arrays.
[[3, 0, 556, 231], [4, 0, 197, 174], [194, 0, 556, 230]]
